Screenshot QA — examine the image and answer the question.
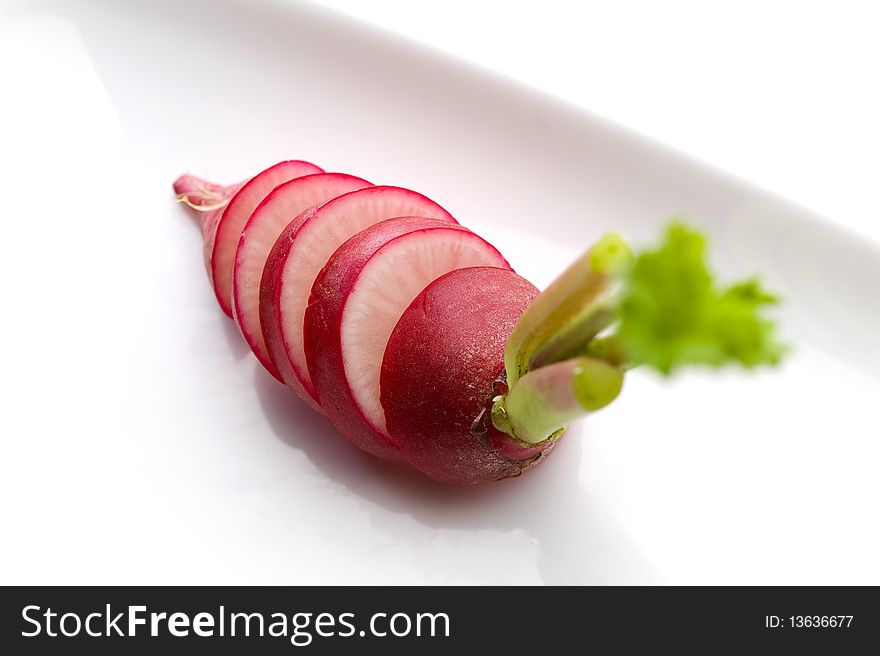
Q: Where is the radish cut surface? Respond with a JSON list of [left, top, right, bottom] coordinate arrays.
[[211, 160, 323, 316], [233, 173, 371, 378], [261, 186, 456, 407], [342, 229, 508, 437]]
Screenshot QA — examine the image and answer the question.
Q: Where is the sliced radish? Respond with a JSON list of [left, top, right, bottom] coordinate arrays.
[[261, 186, 456, 411], [305, 217, 510, 460], [210, 160, 323, 316], [232, 173, 371, 379]]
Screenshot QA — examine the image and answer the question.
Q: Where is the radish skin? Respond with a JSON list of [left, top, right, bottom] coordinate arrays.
[[381, 267, 555, 484], [261, 186, 456, 410], [173, 174, 246, 276]]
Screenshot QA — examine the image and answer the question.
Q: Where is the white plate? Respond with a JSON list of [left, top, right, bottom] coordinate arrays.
[[2, 0, 878, 585]]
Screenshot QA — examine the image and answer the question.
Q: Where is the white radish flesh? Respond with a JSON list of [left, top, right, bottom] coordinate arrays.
[[210, 160, 322, 315], [261, 186, 456, 406], [232, 173, 371, 376]]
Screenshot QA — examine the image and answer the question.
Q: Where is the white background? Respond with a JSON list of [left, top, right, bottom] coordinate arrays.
[[316, 0, 880, 245], [1, 0, 878, 586]]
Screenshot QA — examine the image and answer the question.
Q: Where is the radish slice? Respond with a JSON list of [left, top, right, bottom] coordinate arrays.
[[233, 173, 371, 378], [211, 160, 323, 316], [305, 217, 509, 459], [345, 230, 509, 436], [261, 186, 456, 410]]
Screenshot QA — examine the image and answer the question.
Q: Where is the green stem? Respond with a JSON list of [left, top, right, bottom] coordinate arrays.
[[491, 220, 785, 444], [491, 357, 624, 444], [503, 233, 632, 387], [581, 334, 632, 370], [492, 232, 632, 443]]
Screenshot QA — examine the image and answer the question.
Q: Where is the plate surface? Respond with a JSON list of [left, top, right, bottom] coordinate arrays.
[[1, 0, 878, 584]]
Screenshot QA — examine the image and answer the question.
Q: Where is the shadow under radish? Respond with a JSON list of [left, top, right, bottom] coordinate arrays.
[[254, 371, 661, 585], [213, 314, 250, 361]]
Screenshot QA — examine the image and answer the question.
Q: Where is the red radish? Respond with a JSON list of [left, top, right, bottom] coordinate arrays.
[[232, 173, 371, 379], [381, 267, 553, 484], [305, 217, 509, 460], [261, 186, 456, 411], [175, 160, 784, 486], [210, 160, 323, 315]]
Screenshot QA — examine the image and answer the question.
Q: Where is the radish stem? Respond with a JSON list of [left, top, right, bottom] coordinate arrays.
[[503, 233, 632, 387], [491, 357, 624, 444], [493, 222, 785, 443]]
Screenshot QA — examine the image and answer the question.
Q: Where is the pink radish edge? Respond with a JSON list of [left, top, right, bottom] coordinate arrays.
[[231, 173, 372, 382], [210, 160, 323, 316]]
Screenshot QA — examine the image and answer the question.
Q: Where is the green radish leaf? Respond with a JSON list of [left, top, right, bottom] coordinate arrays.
[[616, 222, 786, 374]]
